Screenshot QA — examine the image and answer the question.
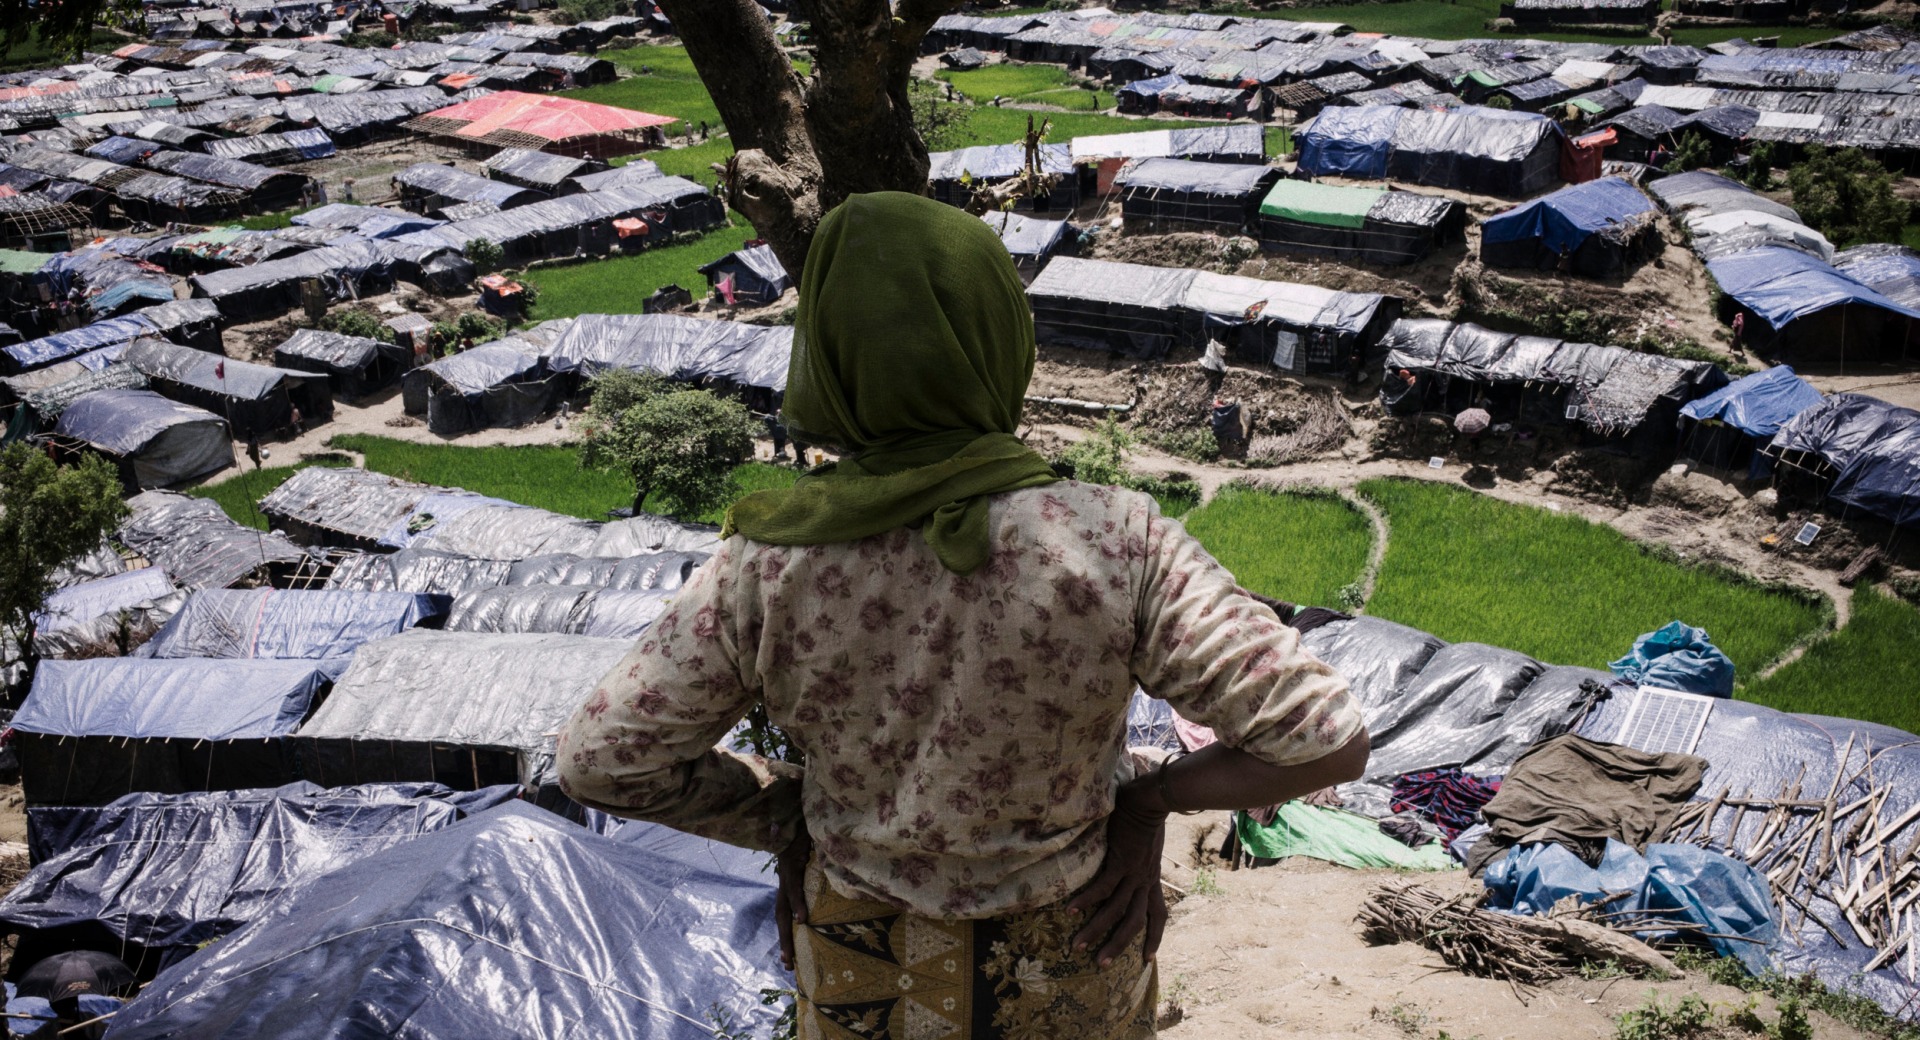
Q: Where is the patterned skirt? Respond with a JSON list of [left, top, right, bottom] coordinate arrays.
[[793, 860, 1157, 1040]]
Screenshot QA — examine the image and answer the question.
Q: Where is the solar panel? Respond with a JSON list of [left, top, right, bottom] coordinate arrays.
[[1615, 686, 1715, 756]]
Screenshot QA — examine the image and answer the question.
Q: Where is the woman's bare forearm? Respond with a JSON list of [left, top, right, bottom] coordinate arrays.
[[1116, 732, 1370, 820]]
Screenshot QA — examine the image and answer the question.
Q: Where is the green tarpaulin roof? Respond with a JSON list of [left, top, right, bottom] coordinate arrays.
[[0, 249, 51, 274], [1571, 97, 1606, 115], [1258, 179, 1385, 229]]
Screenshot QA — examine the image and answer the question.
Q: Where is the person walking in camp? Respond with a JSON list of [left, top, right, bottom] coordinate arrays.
[[558, 192, 1368, 1040], [1730, 312, 1746, 356]]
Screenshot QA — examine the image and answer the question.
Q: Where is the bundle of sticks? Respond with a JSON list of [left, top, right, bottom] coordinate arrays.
[[1357, 882, 1677, 985], [1664, 735, 1918, 972]]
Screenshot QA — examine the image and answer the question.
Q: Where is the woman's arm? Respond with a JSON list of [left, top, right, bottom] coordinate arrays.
[[556, 546, 804, 854]]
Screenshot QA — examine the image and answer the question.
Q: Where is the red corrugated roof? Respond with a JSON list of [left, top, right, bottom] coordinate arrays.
[[417, 90, 674, 143]]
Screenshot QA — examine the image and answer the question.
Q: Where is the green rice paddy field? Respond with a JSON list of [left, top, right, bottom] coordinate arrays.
[[197, 447, 1911, 728], [518, 222, 756, 320]]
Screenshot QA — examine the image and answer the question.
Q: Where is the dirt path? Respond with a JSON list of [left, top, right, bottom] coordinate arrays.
[[1154, 818, 1879, 1040]]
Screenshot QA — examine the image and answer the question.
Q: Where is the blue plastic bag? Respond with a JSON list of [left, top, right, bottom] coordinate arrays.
[[1483, 839, 1777, 974], [1609, 621, 1736, 697]]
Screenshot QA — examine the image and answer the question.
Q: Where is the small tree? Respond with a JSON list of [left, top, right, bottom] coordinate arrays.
[[579, 384, 759, 518], [1057, 418, 1136, 486], [910, 77, 974, 152], [1736, 141, 1775, 191], [456, 313, 503, 343], [465, 238, 505, 275], [0, 445, 128, 692], [585, 369, 672, 421], [1664, 131, 1711, 173], [1787, 146, 1912, 248]]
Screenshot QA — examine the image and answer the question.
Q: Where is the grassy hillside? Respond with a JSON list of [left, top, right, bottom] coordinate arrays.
[[1182, 485, 1373, 609], [1738, 586, 1920, 733]]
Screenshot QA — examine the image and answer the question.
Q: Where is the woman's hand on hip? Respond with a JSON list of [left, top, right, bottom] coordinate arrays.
[[1067, 790, 1169, 967], [775, 827, 813, 972]]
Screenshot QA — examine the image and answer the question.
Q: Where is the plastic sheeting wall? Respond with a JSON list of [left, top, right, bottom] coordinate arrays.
[[0, 783, 519, 968], [325, 549, 518, 597], [117, 492, 306, 590], [140, 588, 444, 660], [31, 568, 181, 659], [15, 658, 337, 740], [542, 313, 792, 392], [106, 803, 785, 1040]]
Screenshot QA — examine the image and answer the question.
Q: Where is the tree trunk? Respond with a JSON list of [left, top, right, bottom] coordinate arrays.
[[653, 0, 963, 282]]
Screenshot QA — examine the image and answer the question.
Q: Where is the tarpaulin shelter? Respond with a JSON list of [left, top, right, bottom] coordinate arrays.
[[132, 297, 221, 352], [54, 387, 232, 488], [445, 584, 673, 639], [272, 327, 410, 399], [258, 465, 434, 549], [1115, 73, 1188, 114], [396, 185, 714, 265], [1026, 255, 1198, 358], [505, 549, 709, 592], [1112, 157, 1280, 232], [1647, 169, 1800, 225], [697, 243, 791, 306], [980, 209, 1076, 281], [542, 312, 792, 391], [140, 588, 444, 660], [1767, 392, 1920, 526], [1255, 179, 1466, 266], [290, 202, 442, 241], [585, 513, 723, 557], [11, 657, 339, 806], [1707, 247, 1920, 365], [0, 783, 518, 978], [189, 237, 394, 322], [405, 504, 604, 561], [392, 161, 546, 219], [403, 90, 676, 159], [1574, 685, 1920, 1011], [293, 630, 630, 789], [1678, 364, 1822, 474], [569, 160, 664, 193], [2, 314, 157, 376], [326, 549, 517, 597], [400, 341, 557, 434], [1027, 256, 1399, 370], [1298, 104, 1564, 196], [31, 567, 181, 660], [139, 150, 315, 213], [201, 126, 336, 165], [105, 803, 785, 1040], [1181, 268, 1401, 376], [926, 142, 1078, 213], [481, 145, 605, 193], [123, 337, 332, 438], [1378, 318, 1729, 457], [1482, 175, 1659, 277], [117, 491, 306, 590], [1832, 243, 1920, 312]]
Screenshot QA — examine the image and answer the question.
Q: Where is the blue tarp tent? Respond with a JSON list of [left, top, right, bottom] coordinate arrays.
[[1483, 176, 1657, 277], [0, 783, 518, 972], [1679, 364, 1822, 474], [293, 202, 444, 240], [1299, 104, 1563, 196], [12, 657, 344, 806], [2, 315, 157, 375], [15, 658, 337, 740], [1707, 246, 1920, 363], [105, 803, 785, 1040], [139, 589, 445, 659], [1769, 392, 1920, 527]]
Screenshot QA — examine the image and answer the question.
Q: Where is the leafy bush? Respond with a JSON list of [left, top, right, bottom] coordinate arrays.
[[430, 320, 458, 350], [342, 29, 396, 48], [456, 313, 503, 343], [1151, 427, 1219, 463], [1664, 131, 1711, 173], [1056, 418, 1135, 486], [1787, 146, 1912, 247], [553, 0, 617, 24], [579, 386, 760, 518], [0, 445, 127, 689], [910, 77, 974, 151], [319, 309, 395, 343], [1484, 94, 1513, 110], [1613, 992, 1714, 1040], [465, 237, 505, 275]]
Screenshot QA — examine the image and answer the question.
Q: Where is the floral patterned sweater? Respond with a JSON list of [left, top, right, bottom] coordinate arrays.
[[557, 481, 1362, 920]]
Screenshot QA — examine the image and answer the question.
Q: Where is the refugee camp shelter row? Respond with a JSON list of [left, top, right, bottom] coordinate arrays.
[[1255, 179, 1467, 266], [1298, 105, 1565, 197], [1376, 318, 1731, 458], [123, 338, 333, 439], [1766, 392, 1920, 527], [1677, 364, 1823, 477], [400, 340, 559, 435], [1026, 256, 1401, 375], [395, 179, 725, 265], [1481, 176, 1660, 278], [1112, 158, 1281, 233], [51, 388, 234, 489]]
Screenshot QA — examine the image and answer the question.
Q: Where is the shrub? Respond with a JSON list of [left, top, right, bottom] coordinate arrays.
[[342, 29, 396, 48], [456, 312, 503, 343], [319, 309, 395, 343], [1151, 427, 1220, 463], [1786, 146, 1911, 247], [465, 237, 505, 275], [1056, 418, 1135, 486], [1613, 992, 1714, 1040], [579, 388, 760, 518], [1664, 131, 1711, 174]]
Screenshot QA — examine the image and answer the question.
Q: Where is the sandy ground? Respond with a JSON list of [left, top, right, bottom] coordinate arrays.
[[1154, 815, 1879, 1040]]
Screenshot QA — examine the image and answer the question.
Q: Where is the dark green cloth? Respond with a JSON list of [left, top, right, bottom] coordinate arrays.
[[724, 192, 1058, 574]]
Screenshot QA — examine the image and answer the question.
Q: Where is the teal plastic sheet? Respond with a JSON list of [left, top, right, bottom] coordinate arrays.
[[1237, 801, 1456, 871]]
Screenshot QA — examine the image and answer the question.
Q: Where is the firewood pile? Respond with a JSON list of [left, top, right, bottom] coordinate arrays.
[[1356, 882, 1677, 985], [1664, 736, 1918, 972]]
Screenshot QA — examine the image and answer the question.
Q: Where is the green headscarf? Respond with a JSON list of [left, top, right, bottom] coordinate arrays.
[[723, 191, 1058, 574]]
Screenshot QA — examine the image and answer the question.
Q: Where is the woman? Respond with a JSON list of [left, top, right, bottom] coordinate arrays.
[[558, 192, 1368, 1039]]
